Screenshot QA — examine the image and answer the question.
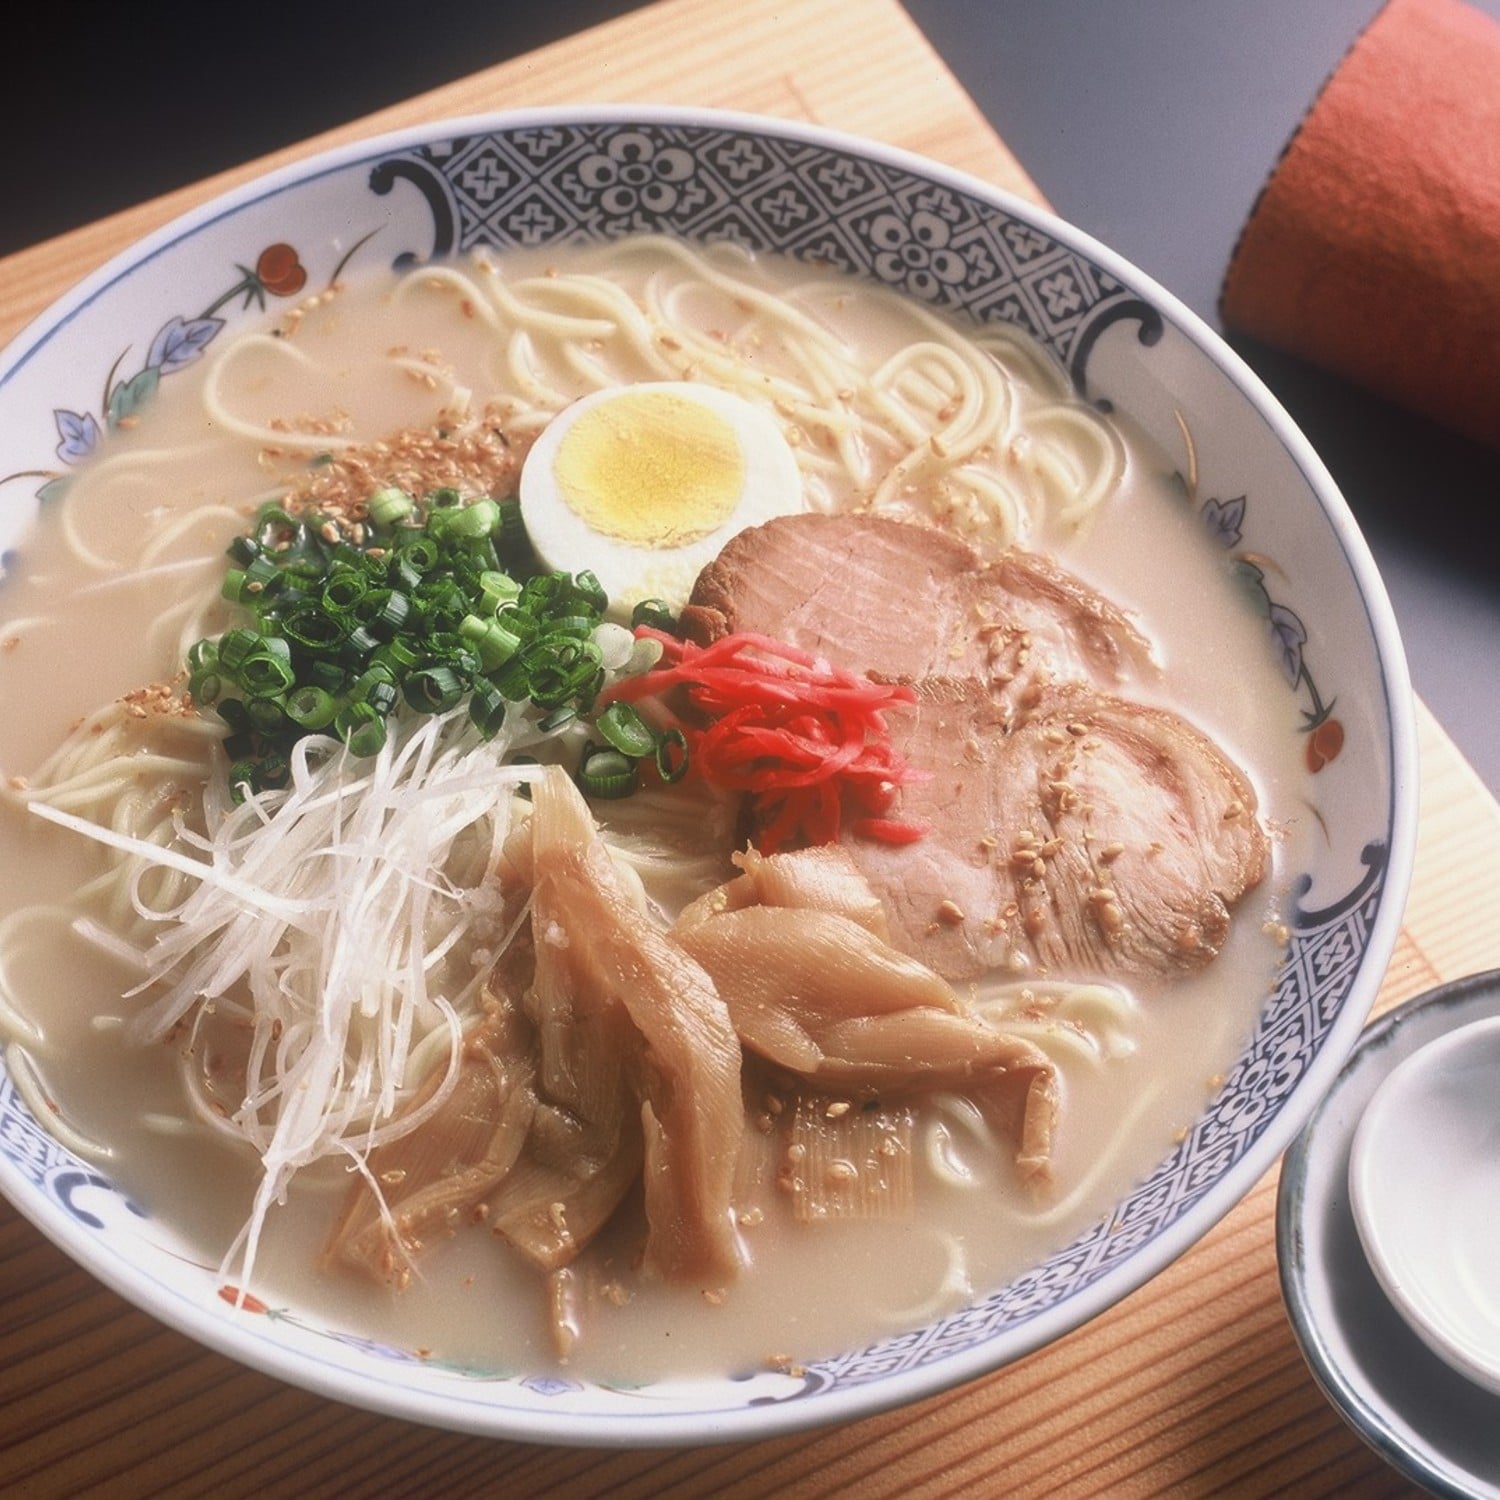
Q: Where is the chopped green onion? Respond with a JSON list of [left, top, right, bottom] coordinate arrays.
[[403, 666, 465, 715], [186, 484, 625, 789], [468, 682, 506, 738], [337, 702, 387, 757], [399, 536, 440, 574], [496, 498, 527, 554], [578, 746, 636, 799], [344, 624, 382, 659], [526, 638, 604, 709], [217, 628, 261, 674], [479, 570, 521, 610], [187, 639, 219, 676], [281, 608, 346, 650], [368, 486, 415, 530], [430, 496, 500, 540], [655, 727, 690, 783], [285, 685, 337, 729], [460, 614, 522, 671], [243, 554, 282, 594], [538, 705, 578, 733], [350, 665, 399, 718], [596, 700, 658, 759], [354, 588, 410, 635], [369, 638, 422, 675], [245, 697, 286, 734], [238, 639, 295, 697], [630, 598, 676, 631], [227, 760, 259, 804], [322, 572, 368, 614], [572, 570, 608, 615], [256, 752, 290, 790]]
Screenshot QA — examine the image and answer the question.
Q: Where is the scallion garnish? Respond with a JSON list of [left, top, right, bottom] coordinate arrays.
[[578, 745, 637, 799], [596, 700, 659, 759], [188, 489, 625, 797], [630, 597, 676, 632]]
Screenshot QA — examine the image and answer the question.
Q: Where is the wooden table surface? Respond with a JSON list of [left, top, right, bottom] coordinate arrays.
[[3, 1, 1498, 1495]]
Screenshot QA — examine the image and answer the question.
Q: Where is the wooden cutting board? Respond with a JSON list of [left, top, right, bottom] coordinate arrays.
[[2, 1, 1497, 1494]]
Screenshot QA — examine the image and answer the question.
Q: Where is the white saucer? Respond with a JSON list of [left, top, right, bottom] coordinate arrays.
[[1350, 1015, 1500, 1398], [1277, 969, 1500, 1500]]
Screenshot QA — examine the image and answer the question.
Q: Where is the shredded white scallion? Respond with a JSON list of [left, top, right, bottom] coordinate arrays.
[[27, 703, 544, 1289]]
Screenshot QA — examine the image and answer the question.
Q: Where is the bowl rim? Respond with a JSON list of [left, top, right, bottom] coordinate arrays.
[[0, 101, 1421, 1446]]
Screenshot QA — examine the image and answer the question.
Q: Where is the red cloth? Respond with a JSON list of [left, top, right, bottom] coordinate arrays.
[[1220, 0, 1500, 448]]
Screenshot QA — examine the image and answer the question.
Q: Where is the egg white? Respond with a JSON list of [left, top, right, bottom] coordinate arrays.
[[517, 381, 806, 621]]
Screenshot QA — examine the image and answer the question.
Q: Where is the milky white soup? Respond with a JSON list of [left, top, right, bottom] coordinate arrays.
[[0, 237, 1306, 1383]]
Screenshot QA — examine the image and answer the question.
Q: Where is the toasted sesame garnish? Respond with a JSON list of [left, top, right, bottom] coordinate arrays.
[[272, 402, 523, 526]]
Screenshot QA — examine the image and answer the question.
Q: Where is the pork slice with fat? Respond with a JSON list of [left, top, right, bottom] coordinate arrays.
[[845, 679, 1269, 984], [684, 512, 1153, 714]]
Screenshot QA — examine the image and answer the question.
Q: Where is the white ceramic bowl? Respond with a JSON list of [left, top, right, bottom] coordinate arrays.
[[0, 106, 1417, 1445], [1350, 1016, 1500, 1397]]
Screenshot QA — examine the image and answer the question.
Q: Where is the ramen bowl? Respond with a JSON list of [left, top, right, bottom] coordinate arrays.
[[0, 106, 1417, 1445]]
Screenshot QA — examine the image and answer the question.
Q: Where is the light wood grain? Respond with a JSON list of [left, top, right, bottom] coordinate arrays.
[[1, 1, 1497, 1495]]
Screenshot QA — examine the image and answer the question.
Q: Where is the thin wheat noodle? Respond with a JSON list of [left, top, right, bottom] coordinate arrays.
[[201, 333, 359, 453]]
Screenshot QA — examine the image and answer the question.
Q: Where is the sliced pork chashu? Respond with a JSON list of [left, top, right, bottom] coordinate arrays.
[[682, 512, 1270, 986], [684, 511, 1154, 720], [844, 678, 1268, 983]]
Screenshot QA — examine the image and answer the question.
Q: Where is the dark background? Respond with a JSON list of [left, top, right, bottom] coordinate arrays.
[[6, 0, 1498, 796]]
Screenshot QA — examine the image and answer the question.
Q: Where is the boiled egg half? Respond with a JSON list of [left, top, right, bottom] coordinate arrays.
[[518, 381, 805, 620]]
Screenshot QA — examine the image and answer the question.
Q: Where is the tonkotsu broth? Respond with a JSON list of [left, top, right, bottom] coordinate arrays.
[[0, 240, 1306, 1383]]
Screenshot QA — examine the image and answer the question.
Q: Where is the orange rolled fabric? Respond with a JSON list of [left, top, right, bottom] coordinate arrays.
[[1221, 0, 1500, 448]]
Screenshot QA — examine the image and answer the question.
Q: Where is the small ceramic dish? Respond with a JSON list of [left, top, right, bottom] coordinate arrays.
[[1349, 1015, 1500, 1398], [1279, 970, 1500, 1500]]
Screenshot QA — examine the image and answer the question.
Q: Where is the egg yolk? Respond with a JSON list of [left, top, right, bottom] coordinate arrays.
[[551, 390, 745, 548]]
